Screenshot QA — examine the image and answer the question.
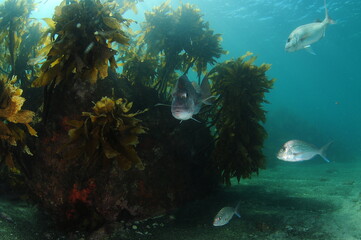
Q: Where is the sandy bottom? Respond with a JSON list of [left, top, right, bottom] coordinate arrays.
[[119, 161, 361, 240], [1, 161, 361, 240]]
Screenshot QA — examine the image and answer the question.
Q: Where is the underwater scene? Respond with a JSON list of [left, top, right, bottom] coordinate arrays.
[[0, 0, 360, 239]]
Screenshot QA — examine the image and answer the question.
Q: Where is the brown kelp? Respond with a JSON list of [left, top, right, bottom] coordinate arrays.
[[139, 2, 225, 99], [0, 0, 41, 83], [31, 0, 132, 123], [209, 52, 275, 185], [63, 97, 147, 173], [0, 76, 37, 174], [32, 0, 131, 88]]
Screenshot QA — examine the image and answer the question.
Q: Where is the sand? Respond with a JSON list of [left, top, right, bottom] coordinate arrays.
[[1, 160, 360, 240], [117, 160, 361, 240]]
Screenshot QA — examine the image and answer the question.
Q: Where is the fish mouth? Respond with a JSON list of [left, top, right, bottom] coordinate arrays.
[[276, 151, 285, 160], [171, 108, 192, 120]]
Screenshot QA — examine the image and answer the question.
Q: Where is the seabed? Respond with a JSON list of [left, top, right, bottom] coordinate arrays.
[[1, 161, 360, 240]]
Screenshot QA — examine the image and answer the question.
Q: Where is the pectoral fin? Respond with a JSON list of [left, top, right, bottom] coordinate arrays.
[[201, 95, 219, 105], [304, 45, 316, 55]]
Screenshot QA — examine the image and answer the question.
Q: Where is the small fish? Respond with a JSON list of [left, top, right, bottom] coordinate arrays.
[[0, 212, 15, 224], [171, 74, 212, 122], [84, 42, 95, 54], [277, 140, 333, 162], [27, 55, 45, 66], [213, 201, 241, 227], [285, 0, 335, 54]]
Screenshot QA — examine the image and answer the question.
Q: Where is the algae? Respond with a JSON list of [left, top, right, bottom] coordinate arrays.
[[208, 52, 275, 185]]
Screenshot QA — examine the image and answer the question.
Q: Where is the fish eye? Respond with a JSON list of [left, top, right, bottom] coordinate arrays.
[[287, 38, 291, 43]]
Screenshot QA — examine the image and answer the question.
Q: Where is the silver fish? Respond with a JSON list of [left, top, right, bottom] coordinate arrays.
[[0, 212, 15, 224], [27, 55, 45, 66], [213, 201, 241, 227], [285, 0, 335, 54], [171, 74, 211, 122], [277, 140, 332, 162]]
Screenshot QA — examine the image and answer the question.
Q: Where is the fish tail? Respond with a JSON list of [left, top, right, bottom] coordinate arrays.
[[319, 141, 333, 162], [234, 200, 242, 218], [324, 0, 336, 24]]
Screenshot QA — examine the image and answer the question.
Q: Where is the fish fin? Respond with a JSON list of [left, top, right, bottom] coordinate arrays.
[[323, 0, 336, 24], [234, 201, 242, 218], [191, 117, 201, 123], [319, 141, 333, 162], [202, 95, 219, 105], [154, 103, 171, 107], [200, 76, 211, 97], [304, 45, 316, 55], [320, 155, 330, 163], [293, 151, 305, 156], [192, 81, 201, 93]]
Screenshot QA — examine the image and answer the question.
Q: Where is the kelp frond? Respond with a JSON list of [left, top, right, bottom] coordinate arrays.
[[0, 0, 37, 80], [64, 97, 147, 171], [139, 2, 224, 98], [32, 0, 131, 88], [209, 52, 275, 185], [0, 75, 37, 172]]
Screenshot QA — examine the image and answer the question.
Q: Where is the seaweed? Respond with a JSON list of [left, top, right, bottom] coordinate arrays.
[[139, 2, 225, 99], [208, 52, 275, 185], [32, 0, 131, 88], [0, 0, 40, 83], [120, 47, 159, 88], [0, 76, 37, 174], [62, 97, 147, 173]]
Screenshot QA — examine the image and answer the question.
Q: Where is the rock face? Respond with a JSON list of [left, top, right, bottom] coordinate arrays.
[[26, 75, 218, 229]]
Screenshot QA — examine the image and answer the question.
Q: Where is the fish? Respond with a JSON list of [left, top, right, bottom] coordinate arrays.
[[277, 140, 333, 162], [285, 0, 335, 54], [0, 212, 15, 224], [171, 74, 212, 122], [213, 201, 241, 227], [27, 55, 46, 66]]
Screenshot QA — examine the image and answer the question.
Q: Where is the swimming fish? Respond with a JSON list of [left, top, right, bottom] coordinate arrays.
[[277, 140, 332, 162], [171, 74, 211, 122], [27, 55, 45, 66], [285, 0, 335, 54], [0, 212, 15, 224], [213, 201, 241, 227]]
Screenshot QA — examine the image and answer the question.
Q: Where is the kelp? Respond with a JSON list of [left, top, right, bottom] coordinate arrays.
[[0, 76, 37, 172], [32, 0, 131, 88], [139, 2, 225, 99], [0, 0, 40, 84], [120, 47, 158, 88], [63, 97, 147, 172], [209, 52, 275, 185], [116, 0, 144, 15]]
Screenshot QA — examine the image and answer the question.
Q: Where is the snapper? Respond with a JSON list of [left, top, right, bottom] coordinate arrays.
[[277, 140, 332, 162], [171, 74, 212, 122], [285, 0, 335, 54]]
